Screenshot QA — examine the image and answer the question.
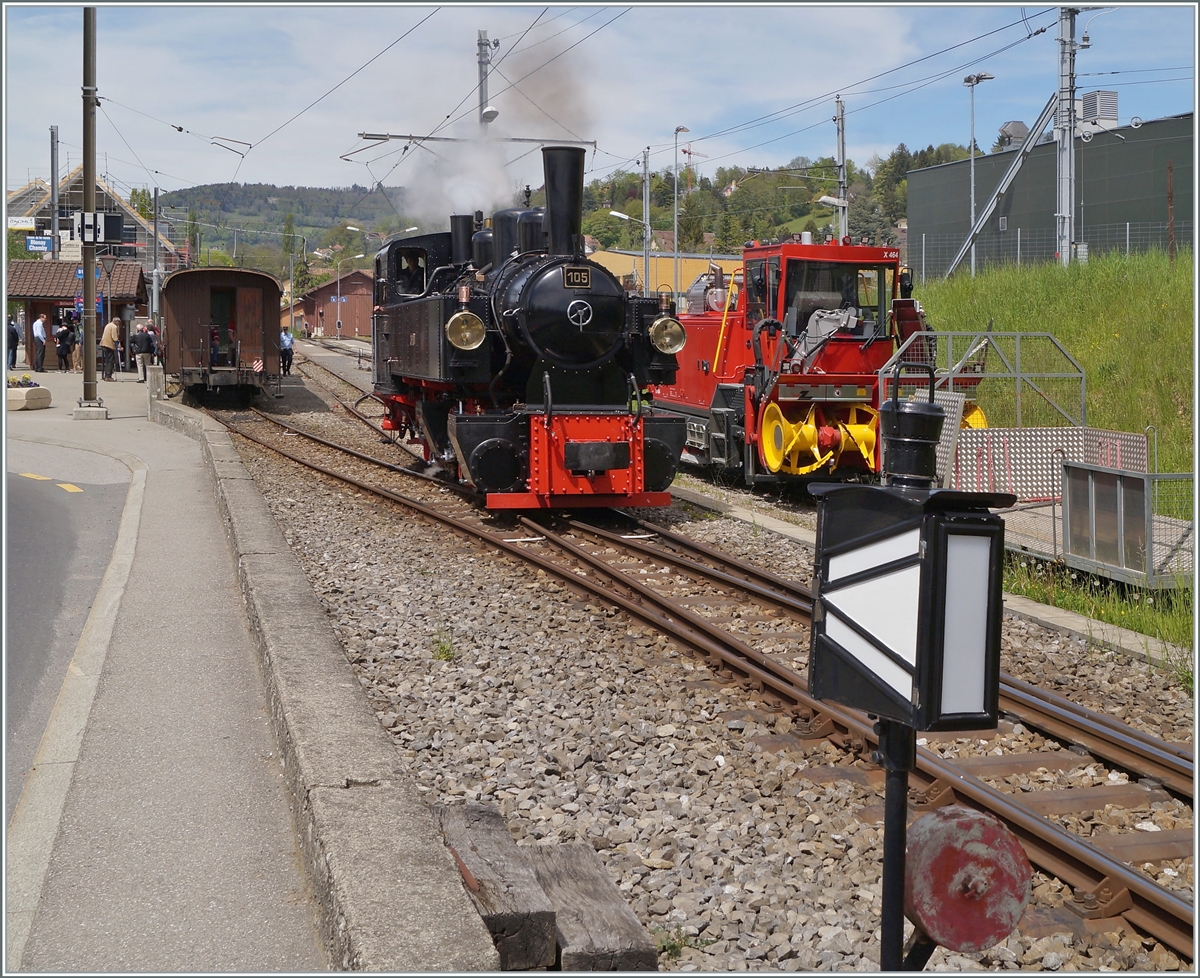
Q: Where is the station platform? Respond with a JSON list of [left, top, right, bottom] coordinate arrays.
[[4, 360, 499, 972]]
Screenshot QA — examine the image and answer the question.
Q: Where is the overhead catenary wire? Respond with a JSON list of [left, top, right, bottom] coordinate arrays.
[[252, 8, 440, 150], [582, 7, 1061, 182]]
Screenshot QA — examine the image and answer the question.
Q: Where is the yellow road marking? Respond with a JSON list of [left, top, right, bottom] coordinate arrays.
[[19, 473, 51, 481], [57, 484, 83, 493]]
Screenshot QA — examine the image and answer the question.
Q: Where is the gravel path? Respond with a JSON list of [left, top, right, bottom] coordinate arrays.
[[235, 390, 1193, 972]]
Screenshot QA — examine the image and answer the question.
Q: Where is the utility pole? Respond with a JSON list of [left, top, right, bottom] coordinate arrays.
[[50, 126, 59, 259], [673, 125, 689, 303], [477, 30, 499, 128], [642, 147, 651, 296], [152, 186, 160, 326], [835, 97, 848, 242], [1055, 7, 1080, 266], [289, 252, 296, 334], [80, 6, 101, 412]]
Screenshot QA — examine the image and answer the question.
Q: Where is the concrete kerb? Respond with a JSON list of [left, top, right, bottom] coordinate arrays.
[[147, 396, 500, 971]]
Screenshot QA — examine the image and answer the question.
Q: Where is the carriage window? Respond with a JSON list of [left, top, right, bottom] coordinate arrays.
[[767, 258, 780, 320]]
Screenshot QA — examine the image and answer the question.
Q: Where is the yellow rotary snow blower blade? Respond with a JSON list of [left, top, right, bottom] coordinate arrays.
[[962, 402, 989, 428], [833, 404, 879, 470], [760, 402, 832, 475]]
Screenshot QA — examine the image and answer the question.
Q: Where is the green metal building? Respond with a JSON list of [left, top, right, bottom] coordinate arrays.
[[907, 113, 1193, 279]]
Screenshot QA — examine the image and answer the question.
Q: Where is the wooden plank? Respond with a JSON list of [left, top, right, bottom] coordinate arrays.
[[437, 802, 557, 971], [1018, 782, 1172, 816], [955, 750, 1095, 776], [527, 843, 658, 971], [1088, 827, 1193, 862]]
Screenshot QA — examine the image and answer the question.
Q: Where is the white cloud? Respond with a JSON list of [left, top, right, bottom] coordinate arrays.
[[5, 3, 1193, 214]]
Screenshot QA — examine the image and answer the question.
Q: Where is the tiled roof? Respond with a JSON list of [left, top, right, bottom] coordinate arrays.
[[5, 259, 147, 301]]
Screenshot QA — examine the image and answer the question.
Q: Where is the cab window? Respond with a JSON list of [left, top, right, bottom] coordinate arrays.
[[744, 259, 767, 326], [397, 249, 426, 295], [782, 260, 892, 336]]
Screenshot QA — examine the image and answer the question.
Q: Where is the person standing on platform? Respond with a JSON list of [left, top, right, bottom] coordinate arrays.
[[7, 316, 19, 369], [54, 320, 72, 371], [31, 314, 47, 372], [71, 319, 83, 371], [279, 325, 295, 376], [100, 317, 120, 381], [130, 324, 153, 382]]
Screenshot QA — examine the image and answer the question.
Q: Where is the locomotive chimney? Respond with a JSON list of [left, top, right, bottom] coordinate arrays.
[[450, 214, 473, 265], [543, 146, 585, 257]]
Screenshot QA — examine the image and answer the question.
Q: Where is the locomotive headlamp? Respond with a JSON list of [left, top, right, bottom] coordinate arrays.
[[649, 316, 687, 355], [446, 310, 487, 351]]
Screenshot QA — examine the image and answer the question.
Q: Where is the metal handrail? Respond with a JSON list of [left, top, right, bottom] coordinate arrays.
[[881, 331, 1087, 427]]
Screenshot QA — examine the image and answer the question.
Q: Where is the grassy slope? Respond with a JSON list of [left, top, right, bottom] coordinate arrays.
[[918, 249, 1195, 474]]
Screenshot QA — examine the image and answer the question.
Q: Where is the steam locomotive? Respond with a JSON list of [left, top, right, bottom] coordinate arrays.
[[371, 146, 688, 509]]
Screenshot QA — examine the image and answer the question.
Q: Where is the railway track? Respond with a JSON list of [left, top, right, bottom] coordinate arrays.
[[210, 393, 1194, 961]]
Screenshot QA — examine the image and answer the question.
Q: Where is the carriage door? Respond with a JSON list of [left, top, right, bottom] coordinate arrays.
[[210, 288, 235, 366], [237, 287, 263, 368]]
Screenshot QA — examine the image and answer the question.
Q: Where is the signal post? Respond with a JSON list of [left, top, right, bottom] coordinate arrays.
[[808, 364, 1029, 969]]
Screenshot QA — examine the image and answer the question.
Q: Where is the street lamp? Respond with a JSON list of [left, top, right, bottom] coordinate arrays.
[[673, 125, 689, 303], [963, 72, 994, 277], [335, 253, 365, 339], [610, 211, 650, 296]]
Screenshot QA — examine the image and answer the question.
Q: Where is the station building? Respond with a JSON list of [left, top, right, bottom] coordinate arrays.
[[5, 259, 148, 369], [282, 269, 373, 338], [6, 167, 181, 276]]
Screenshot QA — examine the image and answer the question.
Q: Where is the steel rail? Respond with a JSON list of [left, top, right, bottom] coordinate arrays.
[[213, 418, 1194, 959], [1004, 673, 1194, 763], [238, 408, 480, 501], [619, 516, 1194, 795], [526, 520, 1194, 960], [567, 519, 814, 618], [996, 683, 1193, 796]]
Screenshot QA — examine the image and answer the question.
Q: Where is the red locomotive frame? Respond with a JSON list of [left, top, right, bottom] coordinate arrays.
[[653, 239, 940, 484]]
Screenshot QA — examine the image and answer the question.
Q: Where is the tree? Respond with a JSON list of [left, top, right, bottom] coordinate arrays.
[[714, 212, 743, 253], [581, 211, 624, 249], [185, 208, 200, 263], [128, 188, 153, 220], [7, 228, 35, 260]]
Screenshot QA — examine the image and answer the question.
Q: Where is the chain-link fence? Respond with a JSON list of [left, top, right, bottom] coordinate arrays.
[[909, 221, 1194, 282]]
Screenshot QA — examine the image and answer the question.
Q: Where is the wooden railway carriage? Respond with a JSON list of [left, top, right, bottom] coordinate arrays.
[[162, 267, 281, 395]]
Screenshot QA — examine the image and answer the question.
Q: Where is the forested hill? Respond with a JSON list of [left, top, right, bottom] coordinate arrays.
[[158, 182, 407, 235]]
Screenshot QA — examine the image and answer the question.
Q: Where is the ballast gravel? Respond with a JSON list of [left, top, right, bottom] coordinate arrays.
[[235, 398, 1192, 972]]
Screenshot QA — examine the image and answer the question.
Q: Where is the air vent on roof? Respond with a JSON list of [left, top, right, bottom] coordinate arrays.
[[1081, 90, 1118, 122]]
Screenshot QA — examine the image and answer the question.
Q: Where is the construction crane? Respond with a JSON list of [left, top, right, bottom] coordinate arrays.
[[680, 144, 709, 193]]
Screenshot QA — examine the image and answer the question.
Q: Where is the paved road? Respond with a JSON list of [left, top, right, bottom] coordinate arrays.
[[5, 444, 128, 825]]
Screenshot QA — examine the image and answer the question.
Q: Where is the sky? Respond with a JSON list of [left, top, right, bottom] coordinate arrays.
[[3, 3, 1196, 229]]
